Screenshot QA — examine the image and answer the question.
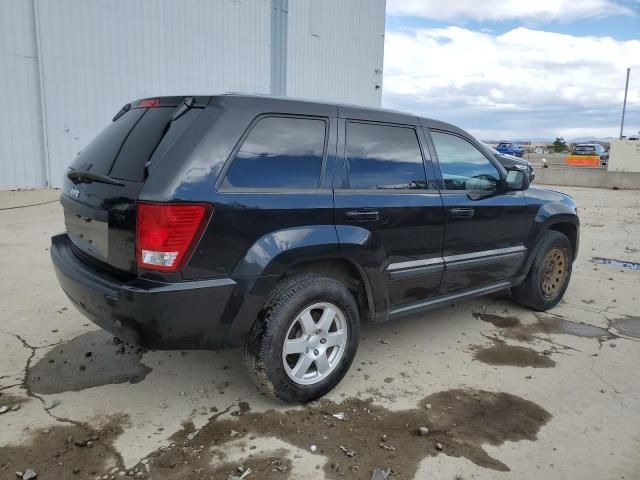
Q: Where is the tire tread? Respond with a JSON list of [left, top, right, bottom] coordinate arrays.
[[512, 230, 573, 311], [244, 273, 359, 403]]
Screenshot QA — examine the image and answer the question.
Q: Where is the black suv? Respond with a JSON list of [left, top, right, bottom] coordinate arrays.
[[51, 95, 579, 403]]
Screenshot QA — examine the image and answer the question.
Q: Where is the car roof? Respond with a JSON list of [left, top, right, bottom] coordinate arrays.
[[212, 94, 466, 134]]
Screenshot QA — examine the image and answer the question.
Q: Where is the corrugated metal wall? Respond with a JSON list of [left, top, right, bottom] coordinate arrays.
[[287, 0, 385, 107], [0, 0, 46, 188], [36, 0, 272, 188], [0, 0, 385, 189]]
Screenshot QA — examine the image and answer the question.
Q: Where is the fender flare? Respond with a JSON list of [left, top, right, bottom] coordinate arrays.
[[227, 225, 342, 338], [227, 225, 384, 337], [520, 203, 579, 276]]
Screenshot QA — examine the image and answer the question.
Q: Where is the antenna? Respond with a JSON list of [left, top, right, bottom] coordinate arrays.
[[620, 68, 631, 140]]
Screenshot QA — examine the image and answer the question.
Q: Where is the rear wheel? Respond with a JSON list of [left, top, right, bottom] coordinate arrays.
[[512, 230, 573, 311], [244, 273, 360, 403]]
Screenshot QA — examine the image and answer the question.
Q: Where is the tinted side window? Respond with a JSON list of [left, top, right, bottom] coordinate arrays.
[[346, 122, 426, 189], [430, 131, 500, 191], [222, 116, 326, 189]]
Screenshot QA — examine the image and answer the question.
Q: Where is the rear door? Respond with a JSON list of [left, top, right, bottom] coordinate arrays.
[[199, 113, 337, 278], [61, 97, 206, 274], [334, 118, 444, 316], [426, 129, 529, 294]]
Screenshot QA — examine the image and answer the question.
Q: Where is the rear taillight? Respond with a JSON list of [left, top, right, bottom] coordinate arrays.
[[136, 202, 211, 272]]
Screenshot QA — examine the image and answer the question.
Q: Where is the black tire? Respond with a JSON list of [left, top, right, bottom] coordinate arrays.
[[512, 230, 573, 311], [244, 273, 360, 403]]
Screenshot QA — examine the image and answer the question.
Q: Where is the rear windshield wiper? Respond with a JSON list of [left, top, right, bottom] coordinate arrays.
[[67, 170, 124, 186], [171, 96, 195, 121]]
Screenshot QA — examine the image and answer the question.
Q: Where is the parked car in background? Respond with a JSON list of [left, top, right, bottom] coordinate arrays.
[[496, 142, 525, 157], [484, 144, 535, 182], [51, 95, 579, 403], [565, 144, 608, 166]]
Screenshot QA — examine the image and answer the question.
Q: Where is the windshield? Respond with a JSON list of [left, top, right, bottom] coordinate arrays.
[[482, 143, 501, 155]]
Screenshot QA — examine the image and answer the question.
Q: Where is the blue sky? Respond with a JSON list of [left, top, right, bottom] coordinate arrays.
[[382, 0, 640, 140]]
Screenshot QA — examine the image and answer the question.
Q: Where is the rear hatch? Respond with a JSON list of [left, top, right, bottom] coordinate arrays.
[[61, 96, 208, 274], [565, 145, 600, 166]]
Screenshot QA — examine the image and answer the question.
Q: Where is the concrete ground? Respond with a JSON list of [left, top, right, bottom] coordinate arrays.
[[523, 152, 567, 167], [1, 186, 639, 480]]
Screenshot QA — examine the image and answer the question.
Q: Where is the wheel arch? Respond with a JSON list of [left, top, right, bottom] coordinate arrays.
[[547, 222, 578, 259], [520, 213, 579, 278], [281, 257, 375, 324]]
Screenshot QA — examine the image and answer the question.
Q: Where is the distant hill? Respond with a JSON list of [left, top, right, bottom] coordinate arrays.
[[482, 137, 618, 144], [569, 137, 617, 143]]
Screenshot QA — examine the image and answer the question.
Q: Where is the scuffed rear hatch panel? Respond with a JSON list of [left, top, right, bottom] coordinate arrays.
[[61, 179, 144, 273], [64, 200, 109, 261]]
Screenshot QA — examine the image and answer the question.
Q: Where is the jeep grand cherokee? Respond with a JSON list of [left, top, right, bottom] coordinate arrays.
[[51, 95, 579, 403]]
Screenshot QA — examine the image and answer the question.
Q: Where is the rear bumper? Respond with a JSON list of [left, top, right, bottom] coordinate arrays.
[[51, 233, 242, 349], [565, 155, 600, 166]]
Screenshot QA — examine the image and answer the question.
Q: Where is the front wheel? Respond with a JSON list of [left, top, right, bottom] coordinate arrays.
[[512, 230, 573, 311], [244, 273, 360, 403]]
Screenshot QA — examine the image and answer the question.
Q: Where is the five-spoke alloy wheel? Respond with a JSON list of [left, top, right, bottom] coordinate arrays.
[[245, 273, 360, 403], [282, 302, 348, 385]]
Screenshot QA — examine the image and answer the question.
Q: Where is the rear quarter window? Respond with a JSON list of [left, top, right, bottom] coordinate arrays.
[[221, 116, 327, 189]]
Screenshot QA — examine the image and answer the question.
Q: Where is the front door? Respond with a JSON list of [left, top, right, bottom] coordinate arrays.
[[427, 130, 530, 294], [334, 119, 445, 319]]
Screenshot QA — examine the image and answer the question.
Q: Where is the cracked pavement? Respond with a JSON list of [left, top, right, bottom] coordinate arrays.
[[1, 186, 639, 479]]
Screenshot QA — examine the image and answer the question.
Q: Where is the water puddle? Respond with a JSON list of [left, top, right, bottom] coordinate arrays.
[[474, 312, 614, 342], [0, 410, 126, 479], [0, 392, 27, 411], [472, 339, 556, 368], [0, 390, 551, 478], [591, 257, 640, 271], [142, 389, 551, 477], [610, 316, 640, 339], [28, 331, 151, 395]]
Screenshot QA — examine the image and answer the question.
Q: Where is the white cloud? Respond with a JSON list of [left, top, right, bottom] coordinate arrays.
[[386, 0, 635, 22], [382, 27, 640, 138]]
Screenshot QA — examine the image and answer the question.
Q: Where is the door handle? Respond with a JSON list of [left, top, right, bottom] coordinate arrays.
[[450, 207, 474, 218], [345, 209, 380, 222]]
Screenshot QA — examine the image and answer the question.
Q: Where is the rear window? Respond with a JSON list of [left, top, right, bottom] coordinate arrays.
[[71, 107, 173, 182], [573, 145, 596, 154], [71, 109, 145, 175], [109, 108, 173, 181], [222, 116, 326, 189], [345, 122, 426, 190]]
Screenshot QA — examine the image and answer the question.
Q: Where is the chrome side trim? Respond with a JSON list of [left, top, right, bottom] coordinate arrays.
[[388, 264, 444, 280], [386, 246, 527, 280], [442, 245, 527, 264], [389, 281, 513, 318], [387, 257, 444, 272], [445, 251, 526, 272]]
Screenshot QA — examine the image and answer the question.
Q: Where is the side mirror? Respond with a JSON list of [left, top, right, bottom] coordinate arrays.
[[505, 169, 530, 191]]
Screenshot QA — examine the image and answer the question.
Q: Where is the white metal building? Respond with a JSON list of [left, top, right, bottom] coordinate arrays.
[[0, 0, 386, 189]]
